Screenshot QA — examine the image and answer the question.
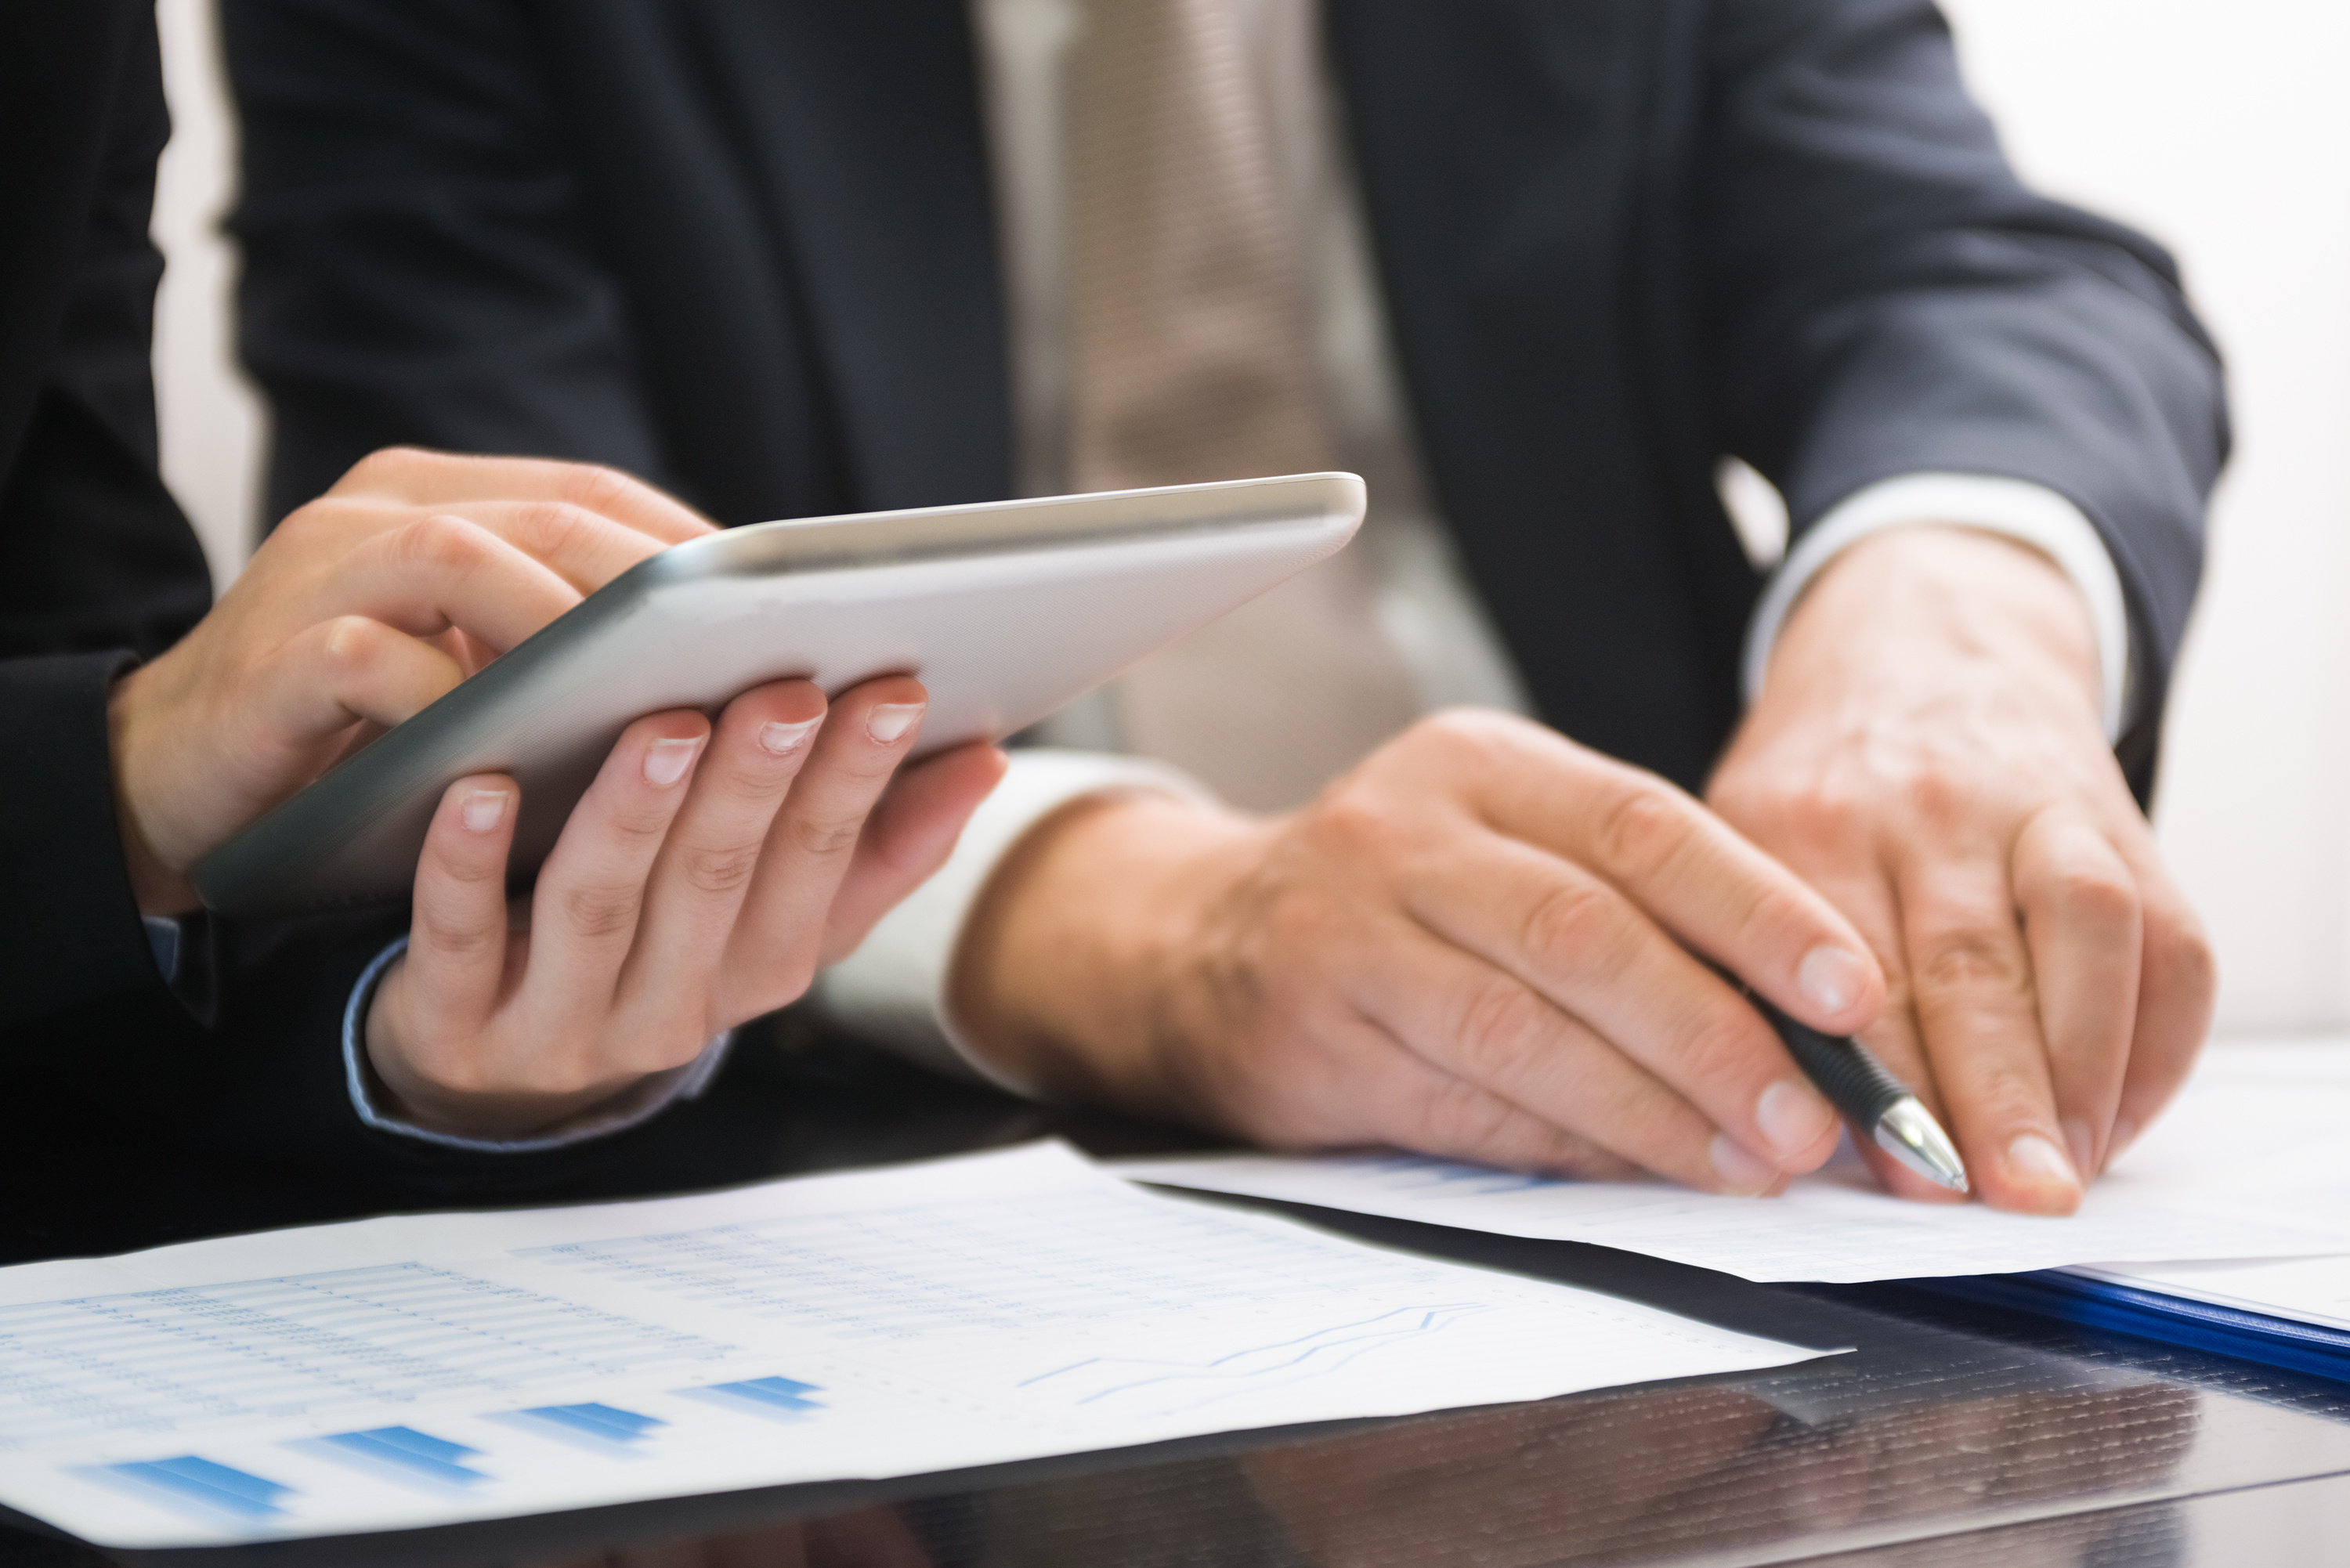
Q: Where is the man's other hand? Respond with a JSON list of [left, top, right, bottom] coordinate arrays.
[[1709, 526, 2215, 1214], [951, 711, 1887, 1195]]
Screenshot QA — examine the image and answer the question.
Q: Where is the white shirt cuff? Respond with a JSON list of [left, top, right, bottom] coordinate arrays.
[[808, 747, 1217, 1096], [340, 937, 733, 1152], [1741, 474, 2134, 742]]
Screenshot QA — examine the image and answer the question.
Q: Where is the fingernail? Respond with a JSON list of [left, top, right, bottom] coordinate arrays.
[[759, 717, 822, 756], [1798, 945, 1867, 1015], [1755, 1078, 1837, 1161], [2060, 1116, 2097, 1184], [460, 789, 509, 833], [866, 703, 924, 744], [2006, 1131, 2080, 1190], [1709, 1134, 1778, 1197], [644, 735, 703, 786]]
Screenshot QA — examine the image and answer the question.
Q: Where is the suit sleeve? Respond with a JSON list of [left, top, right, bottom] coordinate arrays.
[[222, 0, 671, 525], [1701, 0, 2225, 793], [0, 4, 212, 1028], [0, 8, 692, 1200]]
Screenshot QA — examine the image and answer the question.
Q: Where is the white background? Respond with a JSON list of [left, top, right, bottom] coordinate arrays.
[[148, 0, 2350, 1036]]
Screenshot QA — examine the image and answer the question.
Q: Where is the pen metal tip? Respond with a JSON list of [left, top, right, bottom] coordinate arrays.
[[1874, 1097, 1970, 1194]]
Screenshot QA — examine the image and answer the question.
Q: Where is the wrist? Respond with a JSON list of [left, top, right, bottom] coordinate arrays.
[[949, 791, 1270, 1112], [107, 666, 199, 916], [1766, 526, 2102, 723]]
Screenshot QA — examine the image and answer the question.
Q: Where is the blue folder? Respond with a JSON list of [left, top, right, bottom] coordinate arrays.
[[1912, 1270, 2350, 1384]]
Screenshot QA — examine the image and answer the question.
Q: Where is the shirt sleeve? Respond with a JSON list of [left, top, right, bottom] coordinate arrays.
[[338, 937, 734, 1152], [808, 746, 1218, 1094], [1742, 474, 2135, 742]]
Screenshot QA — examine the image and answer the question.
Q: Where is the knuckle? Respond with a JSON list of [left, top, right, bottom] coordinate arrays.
[[399, 511, 488, 573], [1414, 707, 1502, 755], [1384, 709, 1498, 785], [2048, 862, 2139, 928], [412, 907, 501, 965], [559, 461, 639, 515], [428, 835, 509, 888], [1516, 876, 1620, 964], [2146, 909, 2218, 998], [560, 881, 642, 941], [1451, 981, 1552, 1082], [606, 789, 685, 845], [1781, 786, 1858, 858], [1307, 786, 1396, 851], [676, 840, 761, 897], [1912, 927, 2030, 1002], [712, 742, 792, 797], [788, 808, 866, 859], [1590, 777, 1696, 880], [1675, 1009, 1770, 1091], [339, 446, 425, 493], [1965, 1059, 2050, 1123], [1722, 878, 1814, 956], [1896, 768, 1969, 834], [519, 500, 595, 556]]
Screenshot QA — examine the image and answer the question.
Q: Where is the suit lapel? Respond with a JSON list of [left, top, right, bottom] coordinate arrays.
[[1329, 0, 1741, 788], [696, 0, 1014, 510]]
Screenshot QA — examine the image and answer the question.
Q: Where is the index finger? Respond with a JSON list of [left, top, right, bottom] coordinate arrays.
[[327, 449, 715, 546], [1462, 720, 1886, 1038]]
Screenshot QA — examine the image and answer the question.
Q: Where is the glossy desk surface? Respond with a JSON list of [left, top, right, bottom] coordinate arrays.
[[6, 1039, 2349, 1568]]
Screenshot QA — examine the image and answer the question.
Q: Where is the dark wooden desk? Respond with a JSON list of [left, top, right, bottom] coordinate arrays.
[[6, 1039, 2349, 1568]]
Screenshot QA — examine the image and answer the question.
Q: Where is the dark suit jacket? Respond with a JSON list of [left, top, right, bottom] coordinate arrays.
[[0, 2, 259, 1201], [0, 2, 709, 1223], [225, 0, 2225, 802]]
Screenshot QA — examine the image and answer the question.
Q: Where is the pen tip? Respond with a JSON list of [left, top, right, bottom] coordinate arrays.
[[1874, 1098, 1971, 1194]]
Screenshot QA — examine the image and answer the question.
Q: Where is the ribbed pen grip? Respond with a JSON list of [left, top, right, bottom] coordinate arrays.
[[1752, 996, 1909, 1129]]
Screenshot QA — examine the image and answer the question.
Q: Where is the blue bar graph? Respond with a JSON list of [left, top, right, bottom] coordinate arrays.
[[311, 1426, 489, 1487], [676, 1375, 826, 1422], [493, 1402, 667, 1453], [94, 1457, 294, 1520]]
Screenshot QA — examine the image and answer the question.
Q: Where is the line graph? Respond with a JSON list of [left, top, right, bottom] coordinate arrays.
[[1018, 1304, 1493, 1412]]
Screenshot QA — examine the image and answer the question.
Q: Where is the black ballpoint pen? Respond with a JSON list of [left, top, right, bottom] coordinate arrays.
[[1752, 995, 1970, 1193]]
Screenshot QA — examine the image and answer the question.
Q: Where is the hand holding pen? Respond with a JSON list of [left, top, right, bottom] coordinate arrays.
[[1749, 995, 1969, 1194]]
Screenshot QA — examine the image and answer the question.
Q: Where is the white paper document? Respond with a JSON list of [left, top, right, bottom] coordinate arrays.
[[2055, 1040, 2350, 1331], [1115, 1042, 2350, 1284], [0, 1142, 1831, 1549]]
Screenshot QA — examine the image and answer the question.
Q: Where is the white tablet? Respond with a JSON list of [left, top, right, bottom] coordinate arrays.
[[191, 473, 1363, 916]]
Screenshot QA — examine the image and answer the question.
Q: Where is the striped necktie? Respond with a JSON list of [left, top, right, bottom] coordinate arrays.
[[1064, 0, 1419, 811]]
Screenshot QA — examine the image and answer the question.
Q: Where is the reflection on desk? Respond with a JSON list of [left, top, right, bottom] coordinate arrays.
[[8, 1036, 2350, 1566]]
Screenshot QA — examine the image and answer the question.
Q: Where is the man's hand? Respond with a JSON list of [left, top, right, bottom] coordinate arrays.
[[109, 449, 712, 915], [1709, 526, 2214, 1213], [367, 676, 1006, 1140], [953, 713, 1888, 1195]]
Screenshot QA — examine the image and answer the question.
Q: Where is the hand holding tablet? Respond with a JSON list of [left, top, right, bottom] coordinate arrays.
[[368, 670, 1007, 1140], [192, 469, 1365, 916]]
